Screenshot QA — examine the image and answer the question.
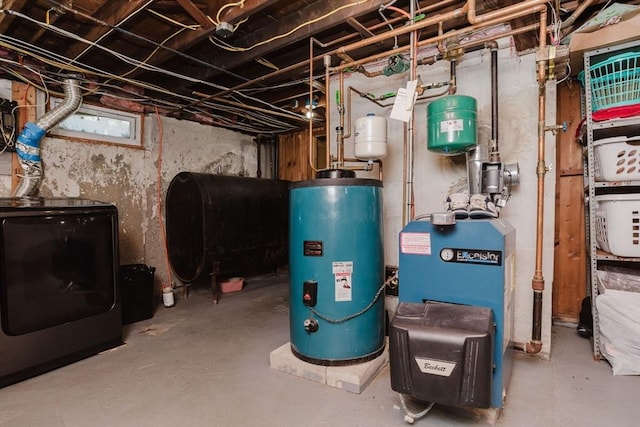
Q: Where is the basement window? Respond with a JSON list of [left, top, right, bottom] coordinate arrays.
[[49, 99, 142, 147]]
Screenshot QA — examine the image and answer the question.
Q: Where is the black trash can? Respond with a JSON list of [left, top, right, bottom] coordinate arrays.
[[120, 264, 156, 325]]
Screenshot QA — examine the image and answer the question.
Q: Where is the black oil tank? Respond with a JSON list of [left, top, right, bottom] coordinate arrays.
[[165, 172, 289, 283]]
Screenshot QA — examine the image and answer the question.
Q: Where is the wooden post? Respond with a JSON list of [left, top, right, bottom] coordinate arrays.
[[11, 82, 37, 193], [553, 80, 587, 323]]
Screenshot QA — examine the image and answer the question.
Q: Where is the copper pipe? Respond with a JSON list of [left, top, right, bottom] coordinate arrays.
[[467, 0, 547, 24], [437, 21, 445, 54], [208, 0, 457, 101], [344, 87, 354, 141], [337, 70, 345, 167], [308, 37, 317, 174], [561, 0, 596, 30], [314, 0, 458, 50], [332, 4, 547, 73], [333, 23, 540, 96], [332, 0, 547, 65], [191, 93, 309, 123], [334, 6, 467, 66], [526, 6, 548, 355], [344, 86, 390, 141], [356, 65, 385, 78], [343, 158, 384, 181], [212, 0, 542, 102], [324, 55, 332, 169]]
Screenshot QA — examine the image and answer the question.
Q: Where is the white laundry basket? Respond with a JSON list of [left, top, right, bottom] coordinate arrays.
[[595, 194, 640, 256], [593, 136, 640, 182]]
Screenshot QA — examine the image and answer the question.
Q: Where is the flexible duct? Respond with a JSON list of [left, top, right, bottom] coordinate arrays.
[[13, 78, 82, 197]]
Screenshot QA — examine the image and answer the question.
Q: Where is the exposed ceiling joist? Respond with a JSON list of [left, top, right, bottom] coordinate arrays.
[[0, 0, 616, 134], [346, 17, 385, 47], [58, 0, 153, 62], [176, 0, 212, 28], [192, 0, 391, 82]]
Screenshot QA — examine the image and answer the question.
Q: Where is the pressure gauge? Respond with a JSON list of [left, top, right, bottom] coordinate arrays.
[[440, 248, 454, 262]]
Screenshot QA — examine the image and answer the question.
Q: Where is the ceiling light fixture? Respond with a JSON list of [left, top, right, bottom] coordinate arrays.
[[305, 96, 318, 110], [216, 22, 234, 38]]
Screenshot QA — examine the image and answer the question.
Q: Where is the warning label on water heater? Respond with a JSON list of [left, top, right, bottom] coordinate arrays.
[[333, 261, 353, 302]]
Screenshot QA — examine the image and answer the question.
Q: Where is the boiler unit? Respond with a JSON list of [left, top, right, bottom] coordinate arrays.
[[390, 218, 515, 409], [289, 172, 385, 365]]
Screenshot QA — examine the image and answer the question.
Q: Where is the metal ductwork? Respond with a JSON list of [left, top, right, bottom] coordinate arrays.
[[13, 78, 82, 197]]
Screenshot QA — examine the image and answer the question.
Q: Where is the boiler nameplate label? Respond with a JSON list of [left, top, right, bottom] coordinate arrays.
[[441, 248, 502, 266], [415, 357, 456, 377], [303, 240, 323, 256]]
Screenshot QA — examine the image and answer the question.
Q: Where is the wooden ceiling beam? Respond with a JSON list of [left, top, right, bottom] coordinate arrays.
[[62, 0, 154, 62], [346, 17, 384, 47], [122, 0, 278, 80], [176, 0, 212, 28], [0, 0, 23, 34], [215, 0, 274, 24], [198, 0, 390, 81]]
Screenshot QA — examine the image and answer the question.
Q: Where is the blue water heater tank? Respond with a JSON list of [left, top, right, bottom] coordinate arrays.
[[289, 177, 385, 365]]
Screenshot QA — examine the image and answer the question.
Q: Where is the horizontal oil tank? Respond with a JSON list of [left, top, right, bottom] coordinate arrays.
[[166, 172, 289, 283]]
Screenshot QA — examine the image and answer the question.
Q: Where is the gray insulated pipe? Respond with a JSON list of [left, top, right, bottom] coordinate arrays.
[[13, 78, 82, 197]]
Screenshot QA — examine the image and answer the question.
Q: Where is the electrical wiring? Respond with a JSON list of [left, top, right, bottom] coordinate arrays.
[[231, 90, 309, 121], [0, 36, 174, 98], [0, 36, 302, 133], [0, 11, 283, 112], [378, 4, 399, 49], [7, 9, 285, 108], [216, 0, 245, 25], [385, 6, 412, 20], [209, 0, 368, 52], [3, 7, 253, 84], [1, 57, 290, 135], [209, 36, 242, 52], [63, 0, 156, 64], [114, 26, 190, 80], [0, 8, 309, 134], [233, 17, 249, 31], [547, 2, 561, 46], [147, 9, 200, 30], [1, 62, 291, 134], [237, 75, 324, 94], [255, 57, 280, 71]]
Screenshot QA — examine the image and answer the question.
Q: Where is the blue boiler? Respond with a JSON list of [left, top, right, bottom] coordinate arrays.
[[396, 218, 515, 408], [289, 177, 385, 365]]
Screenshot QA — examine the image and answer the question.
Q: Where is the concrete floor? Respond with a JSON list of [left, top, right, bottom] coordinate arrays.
[[1, 276, 639, 427]]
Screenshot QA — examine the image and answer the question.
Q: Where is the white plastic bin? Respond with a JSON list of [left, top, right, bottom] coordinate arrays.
[[594, 136, 640, 182], [595, 193, 640, 257]]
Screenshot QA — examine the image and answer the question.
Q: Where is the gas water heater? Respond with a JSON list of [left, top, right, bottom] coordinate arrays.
[[390, 218, 515, 409]]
